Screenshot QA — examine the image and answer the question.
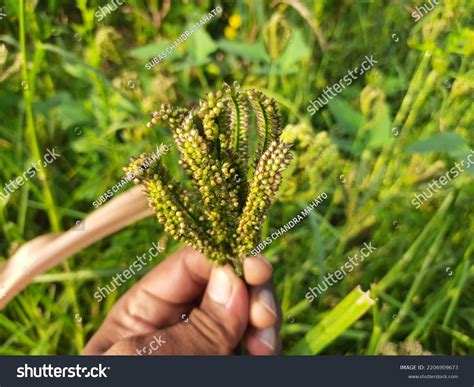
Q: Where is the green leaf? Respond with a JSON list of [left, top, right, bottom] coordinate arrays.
[[128, 42, 170, 61], [217, 40, 270, 63], [33, 92, 71, 115], [381, 76, 406, 95], [328, 99, 366, 135], [406, 132, 469, 158], [62, 62, 91, 82], [366, 102, 395, 149], [173, 57, 211, 71], [287, 287, 375, 355], [37, 93, 92, 129], [277, 30, 311, 70], [57, 100, 92, 129]]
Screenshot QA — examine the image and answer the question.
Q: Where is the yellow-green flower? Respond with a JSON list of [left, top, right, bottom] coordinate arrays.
[[228, 14, 242, 29], [206, 63, 220, 76], [224, 14, 242, 40], [224, 26, 237, 40]]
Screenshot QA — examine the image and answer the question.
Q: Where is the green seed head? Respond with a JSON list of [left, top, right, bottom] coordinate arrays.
[[126, 83, 292, 268]]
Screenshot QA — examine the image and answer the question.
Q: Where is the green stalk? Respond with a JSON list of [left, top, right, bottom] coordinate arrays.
[[366, 294, 381, 355], [376, 290, 421, 322], [375, 191, 455, 292], [442, 242, 472, 326], [17, 184, 29, 234], [407, 237, 470, 341], [367, 52, 431, 190], [378, 218, 452, 348], [19, 0, 60, 232], [33, 269, 122, 283], [384, 70, 439, 184], [437, 326, 474, 350], [407, 282, 451, 340]]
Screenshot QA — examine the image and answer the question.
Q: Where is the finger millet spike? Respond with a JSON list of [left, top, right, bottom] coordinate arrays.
[[124, 82, 292, 273]]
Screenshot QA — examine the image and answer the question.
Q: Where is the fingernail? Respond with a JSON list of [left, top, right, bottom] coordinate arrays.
[[257, 255, 273, 271], [258, 288, 277, 317], [245, 255, 273, 271], [208, 267, 232, 306], [257, 327, 277, 352]]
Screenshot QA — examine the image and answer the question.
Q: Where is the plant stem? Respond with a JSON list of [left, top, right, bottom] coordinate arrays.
[[377, 217, 452, 349], [19, 0, 60, 232], [442, 242, 472, 327]]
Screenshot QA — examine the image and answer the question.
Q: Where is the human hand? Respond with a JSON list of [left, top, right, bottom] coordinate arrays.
[[82, 246, 281, 355]]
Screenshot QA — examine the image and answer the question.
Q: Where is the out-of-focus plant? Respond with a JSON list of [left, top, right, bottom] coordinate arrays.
[[94, 26, 123, 65], [124, 82, 292, 271], [263, 12, 292, 59], [380, 340, 432, 355], [0, 44, 21, 83]]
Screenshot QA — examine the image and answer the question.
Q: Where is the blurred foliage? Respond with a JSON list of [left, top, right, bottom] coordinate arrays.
[[0, 0, 473, 355]]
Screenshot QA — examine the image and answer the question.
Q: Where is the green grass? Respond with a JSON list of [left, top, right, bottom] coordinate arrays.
[[0, 0, 473, 355]]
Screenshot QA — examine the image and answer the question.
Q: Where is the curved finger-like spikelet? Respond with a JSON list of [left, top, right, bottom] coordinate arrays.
[[147, 104, 189, 130], [148, 104, 189, 150], [124, 154, 229, 264], [246, 89, 283, 166], [236, 141, 292, 257], [223, 82, 250, 165], [198, 90, 226, 142], [179, 113, 240, 244], [246, 90, 282, 142]]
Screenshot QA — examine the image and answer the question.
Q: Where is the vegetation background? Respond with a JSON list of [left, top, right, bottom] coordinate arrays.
[[0, 0, 473, 355]]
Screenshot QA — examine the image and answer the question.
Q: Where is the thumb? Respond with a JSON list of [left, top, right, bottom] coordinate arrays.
[[104, 265, 249, 355]]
